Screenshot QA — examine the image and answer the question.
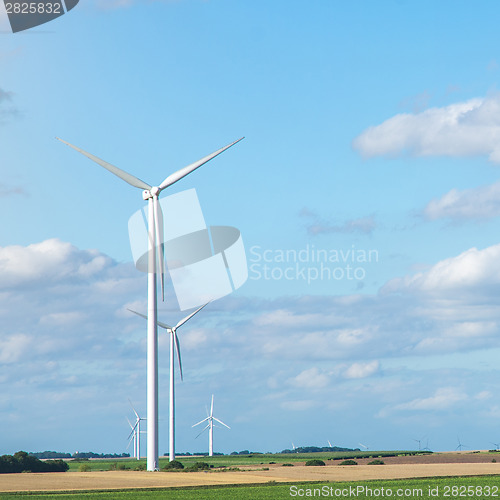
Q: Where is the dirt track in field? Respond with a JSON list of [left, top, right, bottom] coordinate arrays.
[[1, 454, 500, 492]]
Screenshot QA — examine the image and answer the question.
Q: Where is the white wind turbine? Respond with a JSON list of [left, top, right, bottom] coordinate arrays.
[[128, 302, 209, 462], [192, 394, 230, 457], [57, 136, 243, 471], [127, 400, 146, 460], [126, 417, 137, 459]]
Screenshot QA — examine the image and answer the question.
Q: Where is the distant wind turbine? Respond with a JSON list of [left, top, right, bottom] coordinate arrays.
[[192, 395, 230, 457], [127, 400, 145, 460], [422, 438, 431, 452], [129, 302, 208, 462], [456, 436, 468, 451], [491, 441, 500, 451], [126, 417, 137, 459], [413, 436, 425, 451], [58, 136, 243, 470], [358, 443, 368, 450], [327, 440, 333, 448]]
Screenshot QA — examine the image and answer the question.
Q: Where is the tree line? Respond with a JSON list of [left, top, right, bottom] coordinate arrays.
[[0, 451, 69, 473]]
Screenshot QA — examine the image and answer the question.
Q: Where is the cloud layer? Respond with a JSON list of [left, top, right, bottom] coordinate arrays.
[[1, 238, 500, 453]]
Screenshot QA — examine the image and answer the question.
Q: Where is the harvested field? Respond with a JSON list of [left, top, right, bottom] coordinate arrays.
[[1, 453, 500, 492]]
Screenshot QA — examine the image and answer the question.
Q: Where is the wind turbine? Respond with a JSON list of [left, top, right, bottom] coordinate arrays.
[[358, 443, 369, 451], [128, 302, 209, 461], [128, 400, 145, 460], [126, 417, 137, 459], [57, 136, 243, 471], [422, 438, 431, 452], [413, 437, 423, 451], [192, 394, 230, 457], [292, 442, 297, 453], [456, 436, 468, 451], [327, 440, 333, 449], [491, 441, 500, 451]]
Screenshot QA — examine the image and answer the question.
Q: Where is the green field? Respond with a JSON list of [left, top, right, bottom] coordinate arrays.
[[2, 476, 500, 499], [65, 450, 430, 471]]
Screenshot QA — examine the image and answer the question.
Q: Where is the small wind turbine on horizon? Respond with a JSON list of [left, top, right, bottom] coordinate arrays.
[[57, 136, 243, 471], [358, 443, 369, 451], [192, 395, 230, 457], [413, 436, 426, 451], [491, 441, 500, 451], [327, 440, 333, 448], [129, 302, 209, 462], [456, 436, 468, 451]]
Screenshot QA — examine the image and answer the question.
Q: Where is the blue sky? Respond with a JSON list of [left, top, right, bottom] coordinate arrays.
[[2, 0, 500, 455]]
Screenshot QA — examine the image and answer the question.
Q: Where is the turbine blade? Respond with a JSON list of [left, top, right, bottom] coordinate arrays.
[[128, 398, 139, 420], [192, 417, 209, 428], [174, 302, 209, 330], [127, 308, 172, 330], [56, 138, 152, 190], [174, 331, 183, 381], [213, 417, 230, 429], [194, 424, 211, 439], [153, 195, 165, 301], [127, 421, 139, 440], [210, 394, 214, 417], [158, 138, 244, 191]]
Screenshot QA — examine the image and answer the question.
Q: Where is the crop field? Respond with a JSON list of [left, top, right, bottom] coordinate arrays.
[[1, 451, 500, 497], [64, 451, 429, 471], [1, 476, 500, 499]]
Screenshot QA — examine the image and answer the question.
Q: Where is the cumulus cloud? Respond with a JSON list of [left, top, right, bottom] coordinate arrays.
[[289, 367, 329, 389], [382, 243, 500, 295], [353, 93, 500, 163], [393, 387, 468, 411], [344, 360, 379, 379], [423, 182, 500, 221], [0, 239, 113, 288]]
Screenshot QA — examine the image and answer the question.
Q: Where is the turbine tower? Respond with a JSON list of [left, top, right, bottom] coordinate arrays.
[[129, 302, 209, 461], [192, 394, 230, 457], [57, 136, 243, 470]]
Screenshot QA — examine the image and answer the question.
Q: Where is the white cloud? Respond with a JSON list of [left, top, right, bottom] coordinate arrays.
[[393, 387, 467, 411], [0, 239, 113, 288], [0, 334, 31, 363], [344, 360, 379, 379], [423, 182, 500, 221], [289, 367, 329, 389], [353, 93, 500, 163], [382, 243, 500, 295]]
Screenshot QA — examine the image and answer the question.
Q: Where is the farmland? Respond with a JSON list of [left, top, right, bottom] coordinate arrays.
[[1, 475, 500, 499], [1, 451, 500, 495]]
